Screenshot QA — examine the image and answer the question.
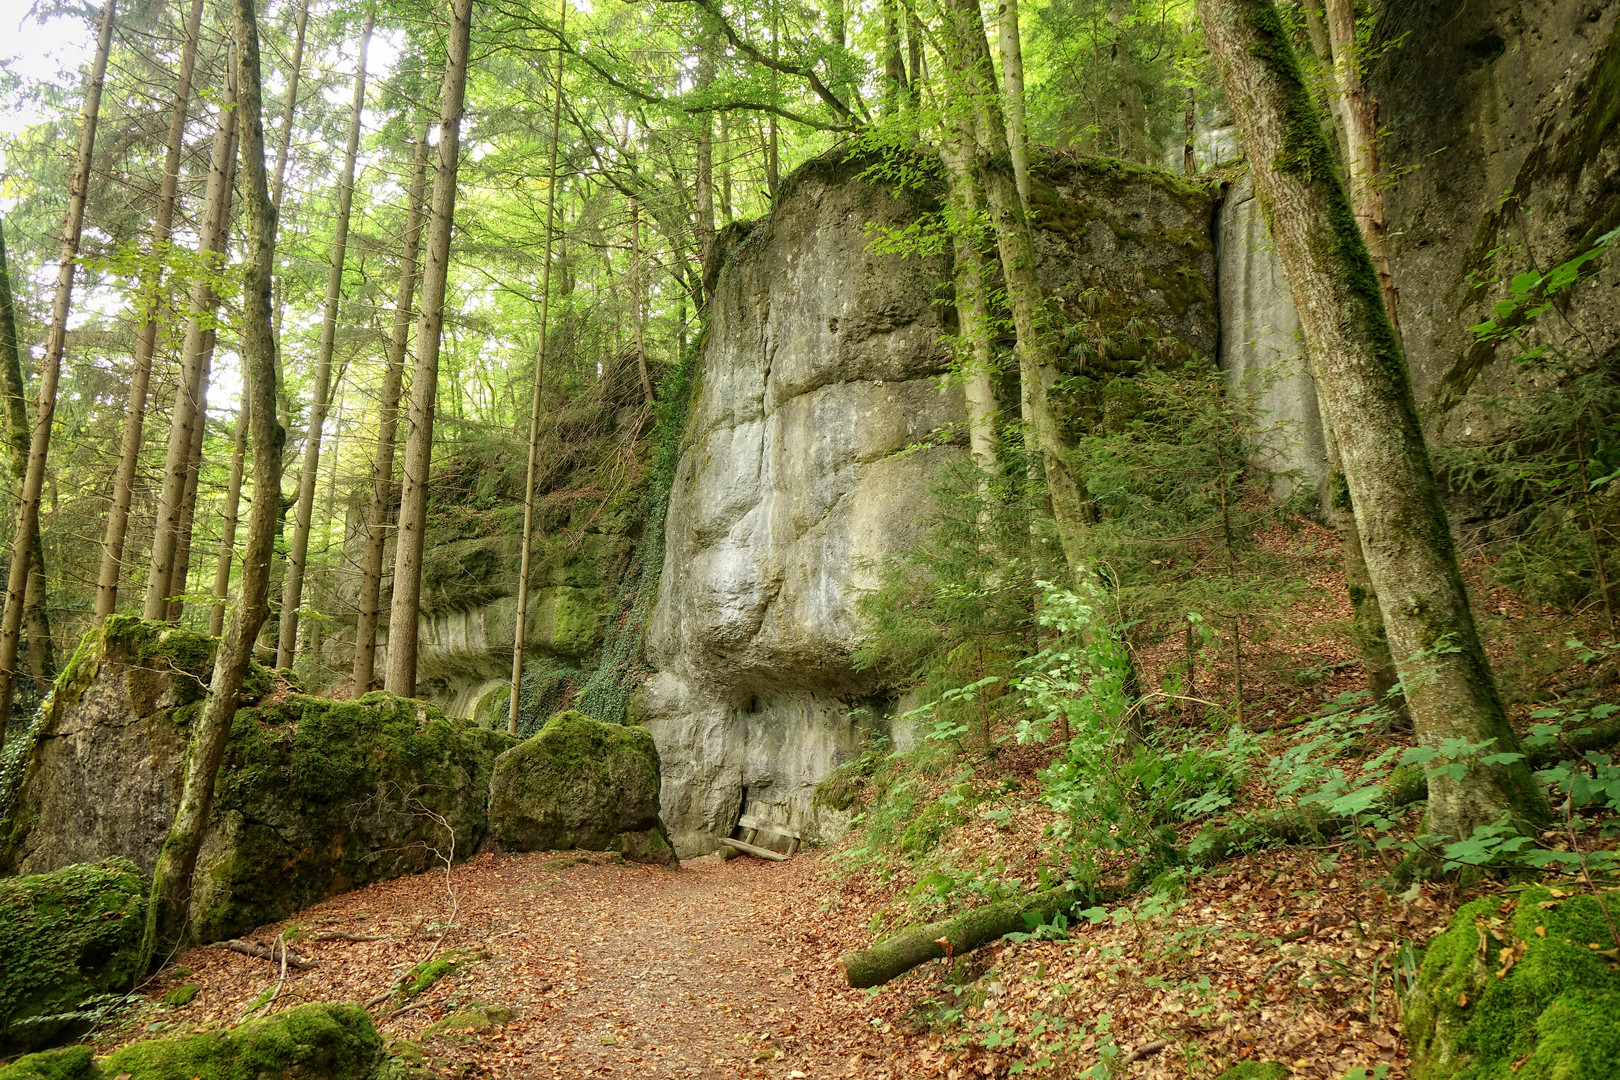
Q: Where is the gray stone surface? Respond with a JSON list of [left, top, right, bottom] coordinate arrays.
[[1214, 173, 1332, 507]]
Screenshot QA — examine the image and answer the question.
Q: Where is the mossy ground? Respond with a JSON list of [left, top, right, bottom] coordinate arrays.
[[1404, 886, 1620, 1079]]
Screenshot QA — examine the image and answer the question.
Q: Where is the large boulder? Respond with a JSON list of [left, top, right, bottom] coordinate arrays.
[[488, 710, 676, 865], [0, 618, 516, 943], [0, 617, 216, 878], [1403, 885, 1620, 1078], [0, 1002, 382, 1080], [189, 692, 516, 942], [0, 860, 145, 1053]]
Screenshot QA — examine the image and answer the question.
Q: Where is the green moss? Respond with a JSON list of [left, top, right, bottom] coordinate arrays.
[[899, 782, 977, 858], [162, 984, 200, 1008], [0, 860, 145, 1049], [1215, 1064, 1290, 1080], [97, 1002, 381, 1080], [402, 954, 465, 998], [419, 1005, 513, 1040], [0, 1045, 98, 1080], [1404, 887, 1620, 1079]]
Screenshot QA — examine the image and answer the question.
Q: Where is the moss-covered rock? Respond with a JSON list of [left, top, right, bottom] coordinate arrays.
[[0, 1045, 98, 1080], [488, 710, 676, 865], [189, 693, 516, 942], [0, 860, 145, 1052], [0, 618, 217, 877], [1403, 885, 1620, 1079], [94, 1002, 381, 1079]]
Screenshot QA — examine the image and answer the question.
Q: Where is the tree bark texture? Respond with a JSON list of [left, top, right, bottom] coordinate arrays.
[[385, 0, 476, 699], [510, 0, 568, 733], [277, 11, 373, 667], [0, 221, 53, 698], [167, 343, 214, 622], [94, 0, 205, 623], [210, 407, 249, 638], [143, 0, 283, 961], [940, 141, 999, 474], [1196, 0, 1546, 841], [0, 0, 116, 729], [352, 130, 430, 692], [937, 0, 1089, 578], [994, 0, 1030, 210], [143, 74, 239, 621]]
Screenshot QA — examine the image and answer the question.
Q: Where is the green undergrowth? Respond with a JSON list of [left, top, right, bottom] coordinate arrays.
[[569, 322, 704, 730]]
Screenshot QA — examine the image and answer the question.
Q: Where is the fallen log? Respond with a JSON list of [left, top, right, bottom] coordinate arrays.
[[215, 938, 317, 969], [839, 883, 1120, 989]]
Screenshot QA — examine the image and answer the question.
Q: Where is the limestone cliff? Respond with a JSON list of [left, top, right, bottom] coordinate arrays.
[[638, 154, 1219, 855]]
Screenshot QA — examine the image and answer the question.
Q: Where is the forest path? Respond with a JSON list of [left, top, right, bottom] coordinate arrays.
[[152, 850, 903, 1079]]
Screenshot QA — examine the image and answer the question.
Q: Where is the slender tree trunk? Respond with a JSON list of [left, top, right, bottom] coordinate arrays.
[[941, 141, 998, 473], [1197, 0, 1546, 843], [1183, 86, 1197, 174], [209, 406, 248, 638], [143, 71, 239, 621], [718, 115, 733, 221], [142, 0, 284, 962], [1323, 0, 1399, 342], [994, 0, 1030, 210], [277, 11, 373, 668], [882, 0, 906, 117], [95, 0, 205, 623], [693, 37, 715, 268], [352, 130, 429, 692], [167, 344, 213, 622], [269, 0, 309, 436], [384, 0, 476, 699], [938, 0, 1088, 576], [906, 1, 924, 111], [631, 195, 653, 402], [0, 0, 115, 731], [0, 223, 53, 698], [510, 0, 567, 735]]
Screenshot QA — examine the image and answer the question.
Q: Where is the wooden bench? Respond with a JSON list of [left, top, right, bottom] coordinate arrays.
[[717, 812, 801, 861]]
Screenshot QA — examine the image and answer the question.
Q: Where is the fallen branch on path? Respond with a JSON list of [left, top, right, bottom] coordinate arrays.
[[215, 938, 317, 969], [839, 883, 1122, 989]]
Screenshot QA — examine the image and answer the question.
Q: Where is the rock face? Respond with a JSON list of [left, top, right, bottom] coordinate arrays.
[[488, 710, 676, 866], [0, 618, 214, 877], [639, 154, 1220, 855], [0, 860, 145, 1052], [0, 619, 513, 943], [1402, 885, 1620, 1078]]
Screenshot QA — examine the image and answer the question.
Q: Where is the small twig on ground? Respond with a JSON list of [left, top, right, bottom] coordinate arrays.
[[1118, 1038, 1169, 1065], [309, 930, 386, 942], [216, 938, 317, 969]]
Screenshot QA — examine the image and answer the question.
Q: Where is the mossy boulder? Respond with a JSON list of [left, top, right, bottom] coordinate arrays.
[[0, 617, 217, 877], [0, 860, 145, 1052], [488, 710, 676, 865], [0, 1002, 382, 1080], [1403, 885, 1620, 1079], [189, 693, 517, 942]]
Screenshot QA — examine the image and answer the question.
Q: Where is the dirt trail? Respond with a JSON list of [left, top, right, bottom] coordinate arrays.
[[149, 851, 902, 1079]]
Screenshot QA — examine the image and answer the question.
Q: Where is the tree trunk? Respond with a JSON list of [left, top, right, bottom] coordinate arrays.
[[384, 0, 476, 699], [0, 0, 116, 731], [994, 0, 1030, 210], [276, 11, 373, 668], [1196, 0, 1546, 842], [209, 405, 249, 638], [352, 130, 430, 692], [1183, 86, 1197, 174], [1323, 0, 1399, 341], [509, 0, 568, 734], [166, 342, 214, 622], [693, 36, 715, 269], [630, 195, 653, 402], [0, 222, 53, 698], [937, 0, 1089, 577], [882, 0, 906, 117], [142, 0, 284, 963], [269, 0, 310, 436], [941, 141, 998, 474], [143, 71, 239, 621], [94, 0, 205, 623]]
